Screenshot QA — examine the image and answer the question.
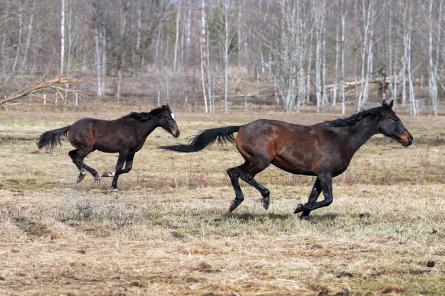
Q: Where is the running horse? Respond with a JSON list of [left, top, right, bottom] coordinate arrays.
[[37, 105, 180, 189], [162, 100, 413, 219]]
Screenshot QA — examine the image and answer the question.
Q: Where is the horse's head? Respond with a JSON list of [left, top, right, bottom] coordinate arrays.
[[378, 100, 413, 147], [159, 104, 180, 137]]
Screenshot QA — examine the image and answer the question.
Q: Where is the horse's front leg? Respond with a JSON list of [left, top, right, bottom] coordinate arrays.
[[294, 178, 322, 219], [120, 153, 135, 174], [111, 152, 127, 189], [295, 174, 333, 218]]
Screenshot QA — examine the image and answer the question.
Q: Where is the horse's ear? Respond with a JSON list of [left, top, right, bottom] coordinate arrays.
[[382, 99, 394, 109]]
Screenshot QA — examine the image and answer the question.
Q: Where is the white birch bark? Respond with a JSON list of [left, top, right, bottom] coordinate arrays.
[[357, 0, 373, 111], [11, 8, 23, 73], [429, 0, 438, 116], [60, 0, 65, 75], [20, 2, 34, 73], [223, 0, 231, 113], [173, 3, 181, 72], [306, 31, 313, 104], [314, 2, 323, 112], [200, 0, 208, 113], [332, 19, 340, 107], [340, 0, 346, 114]]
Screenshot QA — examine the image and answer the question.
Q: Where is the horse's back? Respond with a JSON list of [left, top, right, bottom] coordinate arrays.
[[236, 119, 346, 175], [235, 119, 308, 158]]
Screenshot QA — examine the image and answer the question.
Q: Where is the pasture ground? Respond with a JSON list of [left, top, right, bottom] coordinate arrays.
[[0, 108, 444, 295]]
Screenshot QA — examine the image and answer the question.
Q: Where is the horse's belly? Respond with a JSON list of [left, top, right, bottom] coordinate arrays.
[[95, 143, 119, 153], [272, 157, 316, 176]]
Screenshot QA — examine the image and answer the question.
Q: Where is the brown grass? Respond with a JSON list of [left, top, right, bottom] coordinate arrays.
[[0, 108, 444, 295]]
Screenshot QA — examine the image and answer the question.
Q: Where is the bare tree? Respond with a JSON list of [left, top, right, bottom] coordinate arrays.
[[356, 0, 374, 111], [11, 4, 23, 74], [173, 2, 181, 72], [115, 0, 129, 102], [268, 0, 310, 112], [340, 0, 346, 114], [429, 0, 442, 116], [20, 1, 34, 73], [314, 0, 325, 112], [200, 0, 209, 112], [60, 0, 65, 75], [92, 0, 107, 96]]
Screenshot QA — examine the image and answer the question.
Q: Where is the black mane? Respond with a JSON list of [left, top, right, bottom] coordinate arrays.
[[123, 105, 167, 121], [318, 106, 384, 127]]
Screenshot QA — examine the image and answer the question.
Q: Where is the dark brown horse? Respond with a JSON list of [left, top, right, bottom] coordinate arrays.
[[38, 104, 180, 189], [163, 100, 413, 219]]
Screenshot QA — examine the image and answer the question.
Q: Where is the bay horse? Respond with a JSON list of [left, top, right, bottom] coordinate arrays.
[[162, 100, 413, 219], [37, 104, 180, 189]]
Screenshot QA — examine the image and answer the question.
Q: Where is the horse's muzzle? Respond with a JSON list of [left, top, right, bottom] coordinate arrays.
[[173, 130, 180, 137], [399, 132, 413, 147]]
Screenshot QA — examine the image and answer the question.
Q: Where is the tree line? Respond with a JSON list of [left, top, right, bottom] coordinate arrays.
[[0, 0, 444, 115]]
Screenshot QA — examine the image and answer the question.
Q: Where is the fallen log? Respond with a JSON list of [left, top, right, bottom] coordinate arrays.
[[0, 76, 87, 106]]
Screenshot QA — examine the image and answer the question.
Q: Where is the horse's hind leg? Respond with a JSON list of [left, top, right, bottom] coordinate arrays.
[[69, 149, 100, 184], [69, 149, 87, 183], [227, 166, 245, 212], [238, 159, 271, 210]]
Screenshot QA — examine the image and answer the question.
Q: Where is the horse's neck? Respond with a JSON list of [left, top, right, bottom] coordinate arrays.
[[138, 119, 159, 139], [346, 117, 380, 153]]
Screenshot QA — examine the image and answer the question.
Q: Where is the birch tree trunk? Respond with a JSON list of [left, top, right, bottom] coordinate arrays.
[[223, 0, 231, 113], [297, 11, 305, 112], [93, 0, 106, 97], [11, 7, 23, 73], [340, 0, 346, 114], [200, 0, 208, 113], [60, 0, 65, 75], [402, 2, 416, 115], [306, 31, 313, 104], [357, 0, 373, 111], [332, 19, 340, 107], [321, 17, 327, 108], [314, 1, 324, 112], [429, 0, 438, 116], [115, 0, 129, 102], [20, 1, 34, 73], [173, 3, 180, 72]]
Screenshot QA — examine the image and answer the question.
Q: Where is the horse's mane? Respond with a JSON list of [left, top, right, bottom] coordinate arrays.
[[318, 106, 384, 127], [123, 106, 167, 121]]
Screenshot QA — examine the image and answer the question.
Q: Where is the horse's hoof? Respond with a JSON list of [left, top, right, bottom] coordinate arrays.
[[229, 200, 242, 212], [300, 214, 310, 221], [94, 176, 101, 184], [101, 171, 115, 177], [294, 203, 305, 214], [76, 173, 86, 184], [261, 197, 270, 210]]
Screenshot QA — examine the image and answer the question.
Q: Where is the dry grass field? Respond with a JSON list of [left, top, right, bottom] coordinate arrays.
[[0, 107, 444, 295]]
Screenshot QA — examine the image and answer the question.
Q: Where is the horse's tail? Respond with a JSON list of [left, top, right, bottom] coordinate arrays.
[[162, 126, 240, 152], [37, 125, 71, 150]]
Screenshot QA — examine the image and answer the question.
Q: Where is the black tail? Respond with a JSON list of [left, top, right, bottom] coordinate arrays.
[[37, 126, 70, 150], [162, 126, 240, 152]]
